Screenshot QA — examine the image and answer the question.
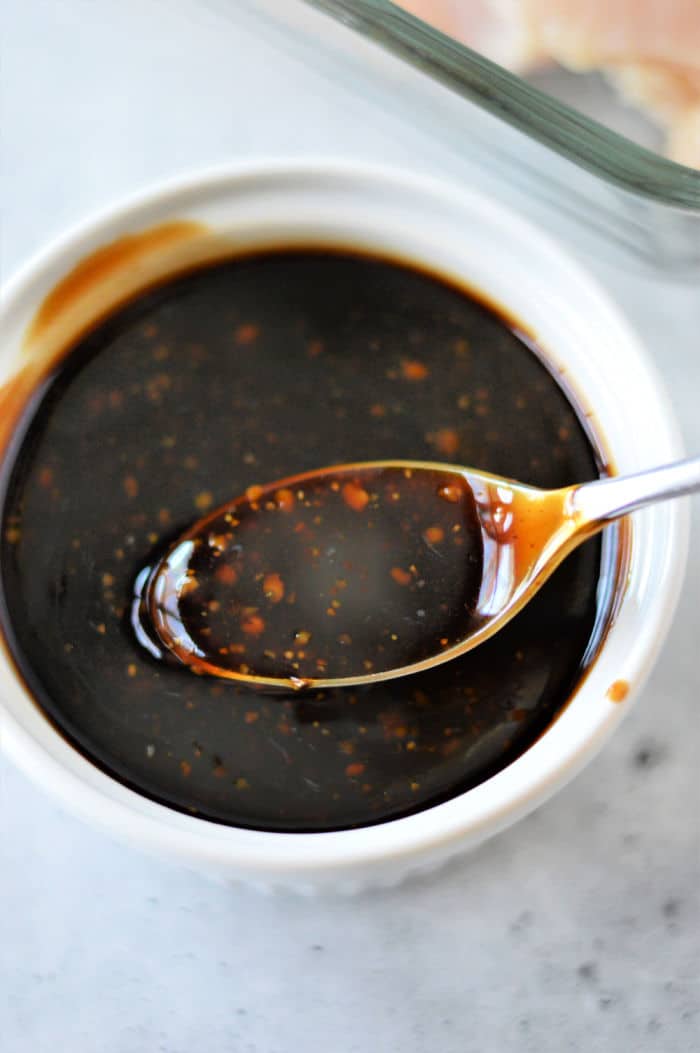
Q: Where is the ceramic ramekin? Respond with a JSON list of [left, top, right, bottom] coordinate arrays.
[[0, 162, 688, 893]]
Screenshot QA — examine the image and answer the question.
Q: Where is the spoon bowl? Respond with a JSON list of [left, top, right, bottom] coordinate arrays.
[[138, 456, 700, 691]]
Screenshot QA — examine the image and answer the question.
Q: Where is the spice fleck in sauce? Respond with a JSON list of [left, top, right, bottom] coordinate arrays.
[[0, 250, 621, 831]]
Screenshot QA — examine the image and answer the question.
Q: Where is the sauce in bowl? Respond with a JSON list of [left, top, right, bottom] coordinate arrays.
[[0, 250, 621, 831]]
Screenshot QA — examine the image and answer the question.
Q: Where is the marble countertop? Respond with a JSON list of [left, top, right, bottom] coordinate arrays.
[[2, 3, 699, 1051]]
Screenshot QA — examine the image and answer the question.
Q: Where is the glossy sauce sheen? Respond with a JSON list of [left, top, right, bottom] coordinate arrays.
[[144, 465, 483, 682], [0, 251, 614, 832]]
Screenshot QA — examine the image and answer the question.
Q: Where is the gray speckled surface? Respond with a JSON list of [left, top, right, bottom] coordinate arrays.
[[2, 3, 699, 1051]]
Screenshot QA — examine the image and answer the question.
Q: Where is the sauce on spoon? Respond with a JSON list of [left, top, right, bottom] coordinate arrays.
[[138, 459, 576, 689], [140, 464, 485, 686]]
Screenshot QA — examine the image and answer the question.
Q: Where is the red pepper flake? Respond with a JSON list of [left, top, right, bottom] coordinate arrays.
[[246, 484, 264, 504], [342, 481, 370, 512], [400, 359, 429, 381], [370, 403, 386, 417], [437, 484, 462, 504], [213, 764, 227, 779], [102, 572, 115, 588], [194, 490, 213, 512], [241, 614, 265, 636], [263, 572, 285, 603], [429, 427, 460, 457], [423, 525, 444, 545], [180, 760, 192, 777], [244, 711, 260, 724], [215, 564, 238, 586], [234, 323, 259, 346], [345, 762, 366, 778], [38, 466, 54, 488], [390, 566, 412, 586], [337, 633, 352, 646], [339, 740, 355, 755], [127, 663, 138, 678], [179, 575, 199, 597], [307, 339, 324, 358], [208, 532, 230, 553], [96, 623, 106, 635], [123, 475, 139, 499], [294, 630, 311, 645], [274, 488, 295, 513]]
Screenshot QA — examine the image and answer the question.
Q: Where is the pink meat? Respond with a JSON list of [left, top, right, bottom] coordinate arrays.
[[396, 0, 700, 167]]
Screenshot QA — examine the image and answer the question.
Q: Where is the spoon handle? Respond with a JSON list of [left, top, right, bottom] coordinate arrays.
[[570, 455, 700, 525]]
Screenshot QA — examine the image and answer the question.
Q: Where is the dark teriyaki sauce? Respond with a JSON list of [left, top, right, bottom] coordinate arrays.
[[0, 251, 613, 832]]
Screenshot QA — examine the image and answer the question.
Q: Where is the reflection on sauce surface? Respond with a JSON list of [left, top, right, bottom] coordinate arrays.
[[0, 250, 623, 831]]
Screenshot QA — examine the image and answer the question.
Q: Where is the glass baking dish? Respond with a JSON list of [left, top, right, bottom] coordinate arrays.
[[237, 0, 700, 275]]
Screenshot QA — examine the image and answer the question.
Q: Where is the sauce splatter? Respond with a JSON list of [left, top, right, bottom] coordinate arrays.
[[607, 679, 630, 703]]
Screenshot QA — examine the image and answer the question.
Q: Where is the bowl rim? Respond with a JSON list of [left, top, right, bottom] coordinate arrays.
[[0, 158, 689, 875]]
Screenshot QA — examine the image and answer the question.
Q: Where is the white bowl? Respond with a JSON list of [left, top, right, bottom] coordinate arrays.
[[0, 162, 688, 894]]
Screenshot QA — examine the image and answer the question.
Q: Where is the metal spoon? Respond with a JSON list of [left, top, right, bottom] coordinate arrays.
[[138, 456, 700, 691]]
